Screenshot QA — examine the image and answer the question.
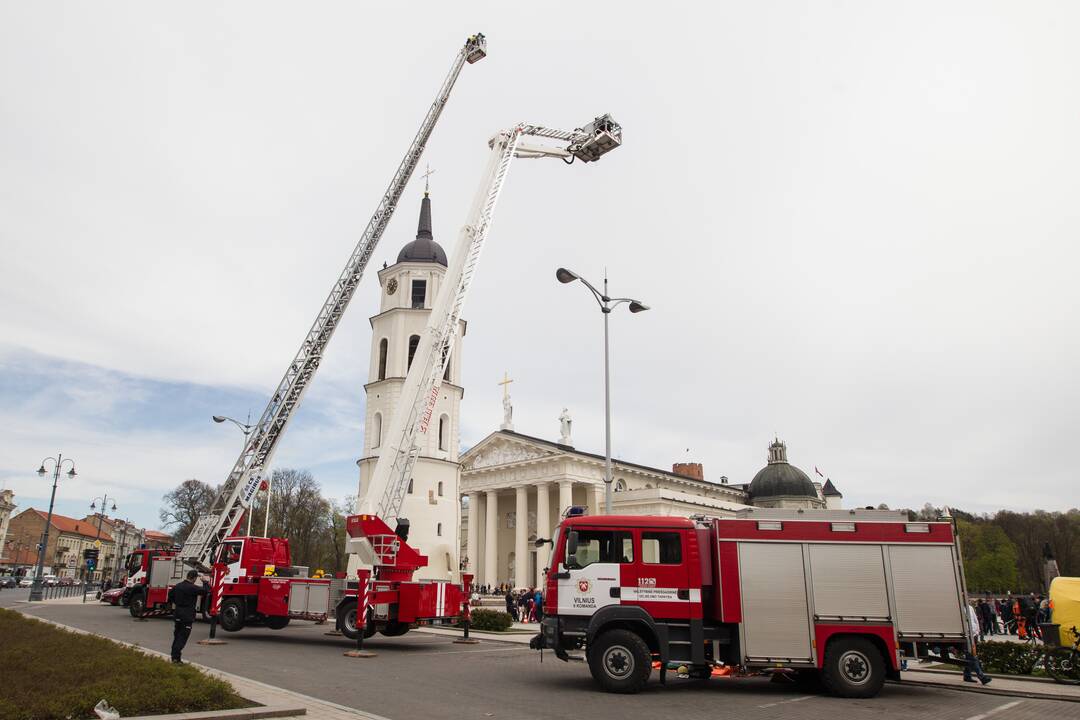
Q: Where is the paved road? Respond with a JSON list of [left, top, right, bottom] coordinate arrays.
[[12, 600, 1080, 720]]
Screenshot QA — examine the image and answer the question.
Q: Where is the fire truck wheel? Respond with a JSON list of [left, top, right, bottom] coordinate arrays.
[[337, 601, 377, 640], [587, 629, 652, 694], [821, 637, 885, 698], [265, 616, 290, 630], [128, 590, 146, 618], [380, 621, 410, 637], [219, 598, 246, 632]]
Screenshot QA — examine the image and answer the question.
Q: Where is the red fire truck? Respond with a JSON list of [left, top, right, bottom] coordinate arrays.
[[130, 520, 466, 640], [120, 547, 178, 611], [530, 508, 971, 697]]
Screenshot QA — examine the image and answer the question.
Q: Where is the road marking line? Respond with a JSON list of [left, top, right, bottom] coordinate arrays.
[[758, 695, 815, 708], [963, 700, 1023, 720]]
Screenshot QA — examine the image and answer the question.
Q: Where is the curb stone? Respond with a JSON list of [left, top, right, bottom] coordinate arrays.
[[125, 708, 303, 719], [913, 665, 1060, 685]]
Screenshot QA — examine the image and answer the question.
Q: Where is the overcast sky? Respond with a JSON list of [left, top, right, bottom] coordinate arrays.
[[2, 1, 1078, 532]]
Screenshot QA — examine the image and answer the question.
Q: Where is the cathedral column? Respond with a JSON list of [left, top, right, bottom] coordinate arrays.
[[466, 492, 479, 577], [535, 482, 551, 587], [484, 490, 498, 588], [559, 480, 573, 516], [587, 483, 605, 516], [515, 485, 528, 589]]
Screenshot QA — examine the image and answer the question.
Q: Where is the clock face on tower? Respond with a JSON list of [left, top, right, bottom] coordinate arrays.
[[386, 278, 398, 295]]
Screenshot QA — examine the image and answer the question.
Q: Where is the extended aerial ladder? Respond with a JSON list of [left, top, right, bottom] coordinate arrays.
[[349, 114, 623, 570], [180, 34, 487, 572]]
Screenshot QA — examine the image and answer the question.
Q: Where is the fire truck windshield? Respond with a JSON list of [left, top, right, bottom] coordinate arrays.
[[564, 529, 633, 569], [126, 553, 141, 574]]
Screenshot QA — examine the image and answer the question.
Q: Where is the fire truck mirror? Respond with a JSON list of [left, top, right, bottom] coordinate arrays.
[[533, 537, 551, 548], [566, 531, 579, 557]]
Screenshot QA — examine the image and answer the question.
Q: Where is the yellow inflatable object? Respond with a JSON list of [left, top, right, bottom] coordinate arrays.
[[263, 564, 276, 577], [1050, 576, 1080, 646]]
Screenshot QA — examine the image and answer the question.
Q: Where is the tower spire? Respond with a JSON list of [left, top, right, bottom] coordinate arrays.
[[416, 191, 433, 240]]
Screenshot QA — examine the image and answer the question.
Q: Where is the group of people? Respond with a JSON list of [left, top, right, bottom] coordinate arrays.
[[971, 593, 1052, 641], [505, 587, 543, 623]]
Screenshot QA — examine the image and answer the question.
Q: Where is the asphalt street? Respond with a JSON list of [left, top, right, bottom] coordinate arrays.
[[8, 594, 1080, 720]]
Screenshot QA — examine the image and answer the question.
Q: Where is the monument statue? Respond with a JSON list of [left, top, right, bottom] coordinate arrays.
[[498, 371, 514, 431], [559, 408, 573, 446]]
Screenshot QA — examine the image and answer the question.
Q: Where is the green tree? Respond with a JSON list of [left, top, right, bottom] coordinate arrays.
[[957, 519, 1019, 593], [159, 479, 215, 543]]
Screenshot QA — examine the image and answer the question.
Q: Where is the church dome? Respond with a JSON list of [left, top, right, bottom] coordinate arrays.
[[397, 193, 447, 266], [748, 439, 819, 499]]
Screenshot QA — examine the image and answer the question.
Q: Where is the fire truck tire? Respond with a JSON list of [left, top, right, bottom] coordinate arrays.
[[128, 590, 146, 618], [219, 598, 246, 632], [380, 621, 410, 637], [337, 600, 377, 640], [265, 616, 290, 630], [587, 629, 652, 694], [821, 637, 886, 698]]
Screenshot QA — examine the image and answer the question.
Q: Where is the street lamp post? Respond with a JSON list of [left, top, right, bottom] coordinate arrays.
[[89, 495, 116, 583], [114, 519, 130, 584], [30, 454, 76, 601], [212, 414, 259, 535], [556, 268, 649, 515]]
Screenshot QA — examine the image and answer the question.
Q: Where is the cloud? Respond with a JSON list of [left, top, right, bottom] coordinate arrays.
[[1, 2, 1079, 528], [0, 346, 364, 529]]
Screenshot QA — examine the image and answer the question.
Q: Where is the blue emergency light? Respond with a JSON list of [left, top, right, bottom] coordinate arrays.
[[562, 505, 588, 518]]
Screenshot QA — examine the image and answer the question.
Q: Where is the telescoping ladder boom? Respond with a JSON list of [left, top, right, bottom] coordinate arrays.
[[180, 34, 488, 572], [354, 115, 622, 563]]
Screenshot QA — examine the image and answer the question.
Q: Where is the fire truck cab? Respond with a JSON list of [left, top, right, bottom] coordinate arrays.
[[121, 547, 177, 610], [532, 509, 971, 696]]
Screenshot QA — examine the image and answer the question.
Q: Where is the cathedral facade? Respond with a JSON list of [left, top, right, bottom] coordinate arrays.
[[459, 434, 842, 590]]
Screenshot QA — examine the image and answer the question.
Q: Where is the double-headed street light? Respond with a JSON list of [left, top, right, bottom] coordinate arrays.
[[31, 455, 76, 601], [556, 268, 649, 515], [212, 414, 263, 536], [89, 495, 117, 583]]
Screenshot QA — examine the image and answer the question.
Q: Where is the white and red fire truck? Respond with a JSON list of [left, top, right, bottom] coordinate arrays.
[[531, 508, 972, 697], [119, 547, 178, 611], [130, 520, 468, 640]]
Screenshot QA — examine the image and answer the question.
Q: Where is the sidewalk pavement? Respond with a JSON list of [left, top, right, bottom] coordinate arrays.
[[24, 615, 391, 720], [900, 668, 1080, 703], [416, 622, 536, 644]]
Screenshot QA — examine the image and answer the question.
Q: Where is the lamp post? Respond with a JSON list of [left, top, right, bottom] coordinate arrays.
[[31, 454, 76, 601], [89, 495, 116, 583], [113, 519, 130, 583], [212, 414, 260, 535], [556, 268, 649, 514]]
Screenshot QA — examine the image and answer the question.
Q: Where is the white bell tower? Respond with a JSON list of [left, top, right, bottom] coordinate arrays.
[[357, 189, 465, 581]]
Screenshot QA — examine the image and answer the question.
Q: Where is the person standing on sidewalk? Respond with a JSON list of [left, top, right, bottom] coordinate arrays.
[[168, 570, 209, 664], [965, 602, 992, 685]]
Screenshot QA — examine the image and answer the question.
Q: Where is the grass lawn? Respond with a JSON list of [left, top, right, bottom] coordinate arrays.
[[0, 608, 252, 720]]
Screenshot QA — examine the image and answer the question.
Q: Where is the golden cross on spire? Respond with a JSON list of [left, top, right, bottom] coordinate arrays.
[[498, 371, 513, 399], [421, 164, 436, 196]]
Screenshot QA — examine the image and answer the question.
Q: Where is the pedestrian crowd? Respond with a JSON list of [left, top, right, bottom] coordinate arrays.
[[970, 592, 1053, 641], [469, 583, 544, 624]]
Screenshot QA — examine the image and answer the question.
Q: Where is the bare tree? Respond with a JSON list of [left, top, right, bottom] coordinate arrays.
[[160, 479, 216, 543]]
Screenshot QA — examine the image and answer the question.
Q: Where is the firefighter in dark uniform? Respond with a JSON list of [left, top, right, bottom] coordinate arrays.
[[168, 570, 209, 664]]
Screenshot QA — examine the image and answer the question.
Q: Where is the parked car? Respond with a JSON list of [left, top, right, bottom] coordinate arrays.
[[0, 576, 18, 589], [58, 576, 75, 586], [42, 575, 59, 586], [18, 576, 35, 587], [100, 587, 125, 606]]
